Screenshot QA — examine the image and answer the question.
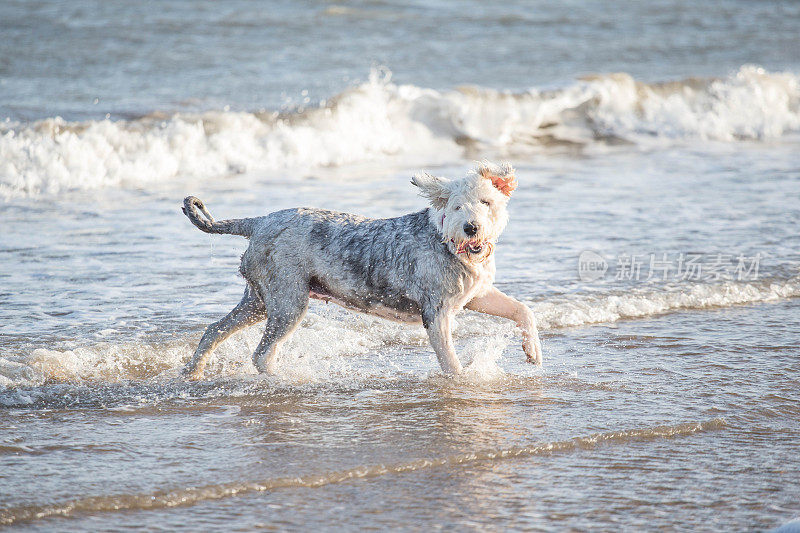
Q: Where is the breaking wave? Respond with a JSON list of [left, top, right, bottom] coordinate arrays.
[[1, 275, 797, 395], [1, 65, 798, 197]]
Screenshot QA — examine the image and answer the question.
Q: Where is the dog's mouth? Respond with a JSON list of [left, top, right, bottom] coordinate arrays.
[[452, 238, 493, 259], [462, 240, 483, 254]]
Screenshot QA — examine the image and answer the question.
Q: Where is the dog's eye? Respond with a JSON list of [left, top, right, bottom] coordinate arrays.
[[454, 206, 461, 211], [481, 200, 491, 206]]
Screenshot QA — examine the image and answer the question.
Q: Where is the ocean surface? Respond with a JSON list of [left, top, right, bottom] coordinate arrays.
[[1, 0, 800, 530]]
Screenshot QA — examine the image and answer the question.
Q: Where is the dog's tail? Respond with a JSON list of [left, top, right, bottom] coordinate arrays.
[[182, 196, 257, 237]]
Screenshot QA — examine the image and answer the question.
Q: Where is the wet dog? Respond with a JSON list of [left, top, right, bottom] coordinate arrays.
[[180, 162, 542, 378]]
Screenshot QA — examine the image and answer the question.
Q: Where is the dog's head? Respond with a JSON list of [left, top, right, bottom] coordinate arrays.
[[412, 161, 516, 263]]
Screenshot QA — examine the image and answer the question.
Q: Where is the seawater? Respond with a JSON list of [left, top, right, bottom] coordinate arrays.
[[1, 0, 799, 530]]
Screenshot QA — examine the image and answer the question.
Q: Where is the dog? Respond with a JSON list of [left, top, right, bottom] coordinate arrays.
[[180, 162, 542, 379]]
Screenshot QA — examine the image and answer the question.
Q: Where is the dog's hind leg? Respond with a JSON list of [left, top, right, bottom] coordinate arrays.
[[182, 286, 267, 379], [250, 281, 310, 374]]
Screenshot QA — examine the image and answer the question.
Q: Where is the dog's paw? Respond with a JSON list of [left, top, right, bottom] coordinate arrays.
[[523, 337, 543, 366], [525, 354, 542, 365], [180, 366, 206, 381]]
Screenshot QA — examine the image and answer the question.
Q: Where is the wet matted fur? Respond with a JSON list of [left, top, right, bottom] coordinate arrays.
[[180, 162, 542, 378]]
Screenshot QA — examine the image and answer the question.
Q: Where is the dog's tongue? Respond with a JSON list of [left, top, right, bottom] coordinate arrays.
[[456, 239, 480, 254]]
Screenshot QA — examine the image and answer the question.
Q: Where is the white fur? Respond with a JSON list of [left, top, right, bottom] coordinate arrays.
[[181, 161, 542, 379], [414, 162, 512, 263]]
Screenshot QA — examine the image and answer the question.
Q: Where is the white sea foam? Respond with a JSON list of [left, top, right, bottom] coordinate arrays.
[[530, 276, 800, 330], [1, 65, 798, 198], [1, 276, 797, 394]]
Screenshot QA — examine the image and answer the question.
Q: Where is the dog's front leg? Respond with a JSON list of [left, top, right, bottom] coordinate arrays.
[[422, 308, 463, 375], [466, 287, 542, 364]]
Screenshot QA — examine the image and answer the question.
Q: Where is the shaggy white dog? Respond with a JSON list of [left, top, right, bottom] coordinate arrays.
[[181, 162, 542, 378]]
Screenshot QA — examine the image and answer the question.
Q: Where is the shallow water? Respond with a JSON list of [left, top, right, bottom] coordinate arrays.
[[2, 302, 799, 530], [2, 0, 800, 530]]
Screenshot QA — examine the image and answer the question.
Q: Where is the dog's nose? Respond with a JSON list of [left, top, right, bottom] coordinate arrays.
[[463, 222, 478, 236]]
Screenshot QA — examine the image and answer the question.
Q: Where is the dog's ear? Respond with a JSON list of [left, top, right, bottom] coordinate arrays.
[[478, 162, 517, 197], [411, 173, 451, 209]]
